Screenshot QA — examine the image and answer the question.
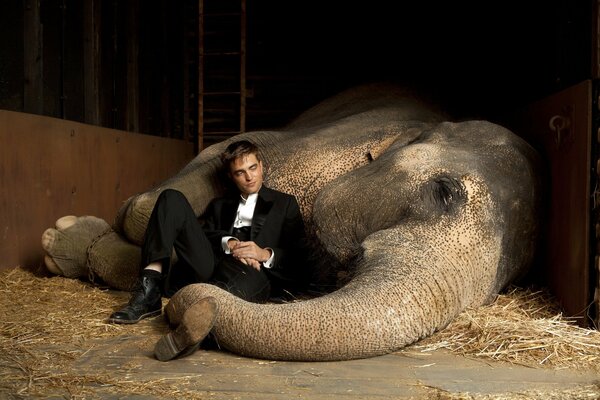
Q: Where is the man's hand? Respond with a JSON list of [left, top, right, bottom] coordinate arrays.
[[231, 241, 271, 271]]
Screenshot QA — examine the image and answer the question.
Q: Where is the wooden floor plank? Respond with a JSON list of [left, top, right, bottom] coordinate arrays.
[[66, 334, 600, 399]]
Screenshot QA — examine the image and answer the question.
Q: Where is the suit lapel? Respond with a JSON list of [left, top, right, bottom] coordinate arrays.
[[251, 187, 273, 240], [221, 196, 239, 233]]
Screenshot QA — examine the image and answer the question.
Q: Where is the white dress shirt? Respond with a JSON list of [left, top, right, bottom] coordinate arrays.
[[221, 192, 275, 268]]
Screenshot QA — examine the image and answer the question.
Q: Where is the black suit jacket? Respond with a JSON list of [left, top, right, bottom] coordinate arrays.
[[200, 186, 309, 288]]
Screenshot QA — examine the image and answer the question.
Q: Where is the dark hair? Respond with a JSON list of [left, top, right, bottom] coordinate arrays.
[[220, 140, 261, 170]]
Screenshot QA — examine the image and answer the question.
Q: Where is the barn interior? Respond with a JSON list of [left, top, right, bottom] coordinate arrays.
[[1, 0, 600, 398]]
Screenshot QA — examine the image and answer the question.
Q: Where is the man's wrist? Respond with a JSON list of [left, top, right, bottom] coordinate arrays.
[[222, 236, 238, 254], [228, 238, 238, 251], [263, 248, 272, 262]]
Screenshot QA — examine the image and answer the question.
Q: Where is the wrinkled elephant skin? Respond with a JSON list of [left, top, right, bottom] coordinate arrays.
[[41, 84, 543, 361]]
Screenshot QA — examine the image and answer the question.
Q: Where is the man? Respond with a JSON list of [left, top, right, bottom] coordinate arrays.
[[108, 140, 308, 327]]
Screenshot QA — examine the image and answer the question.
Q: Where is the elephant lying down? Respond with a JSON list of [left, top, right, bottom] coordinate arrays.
[[41, 84, 543, 361]]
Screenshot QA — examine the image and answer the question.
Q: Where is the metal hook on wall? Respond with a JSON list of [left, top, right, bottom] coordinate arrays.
[[548, 115, 571, 147]]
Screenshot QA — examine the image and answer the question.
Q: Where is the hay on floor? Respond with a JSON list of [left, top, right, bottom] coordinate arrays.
[[0, 266, 179, 398], [409, 287, 600, 370], [1, 266, 600, 398]]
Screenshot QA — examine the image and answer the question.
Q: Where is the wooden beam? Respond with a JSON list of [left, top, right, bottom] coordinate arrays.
[[83, 0, 101, 125], [23, 0, 43, 114], [240, 0, 246, 134], [182, 1, 191, 143], [126, 0, 140, 132], [593, 0, 600, 79], [159, 0, 170, 137], [198, 0, 205, 151]]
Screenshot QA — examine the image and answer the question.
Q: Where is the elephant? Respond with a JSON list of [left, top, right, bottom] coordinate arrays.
[[41, 83, 543, 361]]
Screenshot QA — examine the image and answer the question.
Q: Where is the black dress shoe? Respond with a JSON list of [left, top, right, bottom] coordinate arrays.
[[108, 270, 163, 324]]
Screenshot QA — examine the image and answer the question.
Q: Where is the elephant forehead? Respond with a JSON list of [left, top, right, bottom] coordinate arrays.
[[394, 142, 442, 163], [379, 120, 525, 170], [383, 139, 487, 173]]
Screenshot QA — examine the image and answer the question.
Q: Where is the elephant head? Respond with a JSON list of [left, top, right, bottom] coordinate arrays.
[[41, 83, 542, 361]]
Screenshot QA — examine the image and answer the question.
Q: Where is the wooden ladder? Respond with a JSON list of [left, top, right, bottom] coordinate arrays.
[[198, 0, 246, 151]]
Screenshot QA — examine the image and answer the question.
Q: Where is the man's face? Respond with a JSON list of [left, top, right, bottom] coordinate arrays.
[[229, 153, 264, 197]]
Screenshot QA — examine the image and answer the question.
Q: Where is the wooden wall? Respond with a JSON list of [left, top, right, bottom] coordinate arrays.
[[1, 1, 198, 141], [0, 110, 194, 271]]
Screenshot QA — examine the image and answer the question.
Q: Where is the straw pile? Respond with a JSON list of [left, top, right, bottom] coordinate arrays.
[[1, 266, 599, 398], [409, 287, 600, 371], [0, 266, 192, 398]]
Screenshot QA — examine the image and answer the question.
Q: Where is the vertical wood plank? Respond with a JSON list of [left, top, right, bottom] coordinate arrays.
[[159, 0, 170, 137], [182, 9, 191, 143], [83, 0, 101, 125], [198, 0, 205, 151], [517, 80, 592, 326], [23, 0, 43, 114], [126, 0, 140, 133], [592, 0, 599, 79], [240, 0, 247, 134]]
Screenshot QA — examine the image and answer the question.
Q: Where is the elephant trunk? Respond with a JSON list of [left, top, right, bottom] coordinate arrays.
[[167, 224, 499, 361]]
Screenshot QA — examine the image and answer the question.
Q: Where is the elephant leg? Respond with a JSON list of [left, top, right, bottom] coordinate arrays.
[[87, 230, 143, 291], [41, 216, 110, 278], [118, 158, 225, 244]]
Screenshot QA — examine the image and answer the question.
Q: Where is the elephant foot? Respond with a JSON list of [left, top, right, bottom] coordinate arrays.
[[41, 215, 110, 278], [154, 296, 218, 361]]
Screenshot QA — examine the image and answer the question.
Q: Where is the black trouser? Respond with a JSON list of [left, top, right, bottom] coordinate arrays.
[[141, 189, 271, 302]]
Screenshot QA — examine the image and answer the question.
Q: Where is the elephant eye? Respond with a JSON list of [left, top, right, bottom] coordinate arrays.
[[422, 176, 466, 213]]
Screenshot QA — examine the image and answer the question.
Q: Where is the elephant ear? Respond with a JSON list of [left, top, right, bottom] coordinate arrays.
[[421, 176, 466, 214]]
